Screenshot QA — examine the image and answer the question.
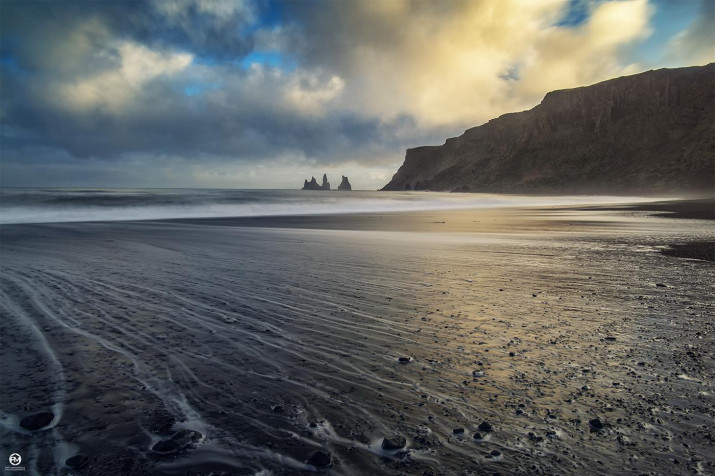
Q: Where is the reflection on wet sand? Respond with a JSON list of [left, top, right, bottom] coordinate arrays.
[[1, 205, 713, 475]]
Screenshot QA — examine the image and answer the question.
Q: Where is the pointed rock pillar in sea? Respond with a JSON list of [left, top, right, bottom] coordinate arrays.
[[338, 176, 352, 191]]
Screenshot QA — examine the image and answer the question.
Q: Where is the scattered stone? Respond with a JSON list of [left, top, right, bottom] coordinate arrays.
[[65, 454, 88, 469], [382, 435, 407, 450], [307, 451, 331, 467], [589, 418, 605, 432], [478, 421, 493, 432], [19, 411, 54, 431], [152, 429, 202, 455]]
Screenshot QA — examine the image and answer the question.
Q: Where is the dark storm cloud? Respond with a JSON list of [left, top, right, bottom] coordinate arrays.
[[0, 0, 254, 69], [3, 0, 707, 188], [0, 0, 440, 179]]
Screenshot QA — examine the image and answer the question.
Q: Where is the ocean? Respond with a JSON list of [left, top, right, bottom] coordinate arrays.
[[0, 188, 659, 224]]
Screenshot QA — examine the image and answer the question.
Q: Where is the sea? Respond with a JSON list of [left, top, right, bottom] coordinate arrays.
[[0, 188, 657, 224]]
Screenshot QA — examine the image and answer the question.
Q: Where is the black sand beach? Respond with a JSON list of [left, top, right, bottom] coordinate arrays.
[[1, 201, 713, 475]]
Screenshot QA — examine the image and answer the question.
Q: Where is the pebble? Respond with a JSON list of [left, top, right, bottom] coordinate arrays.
[[398, 357, 412, 364], [453, 428, 465, 435], [65, 454, 88, 469], [382, 435, 407, 450], [588, 418, 605, 432], [19, 411, 54, 431], [307, 451, 331, 467], [478, 421, 493, 432], [152, 429, 202, 454]]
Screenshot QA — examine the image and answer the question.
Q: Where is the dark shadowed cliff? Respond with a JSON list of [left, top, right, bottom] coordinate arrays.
[[382, 64, 715, 194]]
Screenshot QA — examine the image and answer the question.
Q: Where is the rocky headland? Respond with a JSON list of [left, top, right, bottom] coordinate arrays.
[[382, 63, 714, 194]]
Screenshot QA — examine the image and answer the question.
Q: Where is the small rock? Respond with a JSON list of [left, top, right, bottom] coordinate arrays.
[[472, 370, 485, 377], [271, 405, 285, 414], [473, 432, 483, 440], [604, 337, 617, 342], [309, 422, 318, 428], [307, 451, 331, 467], [478, 421, 493, 432], [19, 411, 54, 431], [588, 418, 605, 432], [453, 428, 465, 435], [398, 357, 412, 364], [152, 429, 202, 454], [509, 352, 515, 357], [382, 435, 407, 450], [65, 454, 88, 469], [655, 283, 667, 288], [490, 450, 502, 457]]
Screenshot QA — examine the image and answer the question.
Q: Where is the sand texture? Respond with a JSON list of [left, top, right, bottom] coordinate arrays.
[[1, 204, 713, 475]]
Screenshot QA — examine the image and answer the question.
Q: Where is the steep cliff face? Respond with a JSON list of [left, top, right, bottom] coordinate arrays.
[[382, 64, 714, 194]]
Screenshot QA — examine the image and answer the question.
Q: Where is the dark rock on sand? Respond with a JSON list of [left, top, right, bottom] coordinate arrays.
[[398, 356, 412, 363], [19, 411, 54, 431], [382, 435, 407, 450], [307, 451, 331, 467], [151, 429, 202, 455], [478, 421, 493, 432], [473, 432, 484, 440], [490, 450, 502, 457], [589, 418, 605, 432], [65, 454, 89, 469], [453, 428, 465, 435]]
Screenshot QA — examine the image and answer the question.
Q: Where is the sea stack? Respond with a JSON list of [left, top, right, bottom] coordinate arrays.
[[302, 176, 322, 190], [338, 176, 352, 191], [301, 174, 333, 190]]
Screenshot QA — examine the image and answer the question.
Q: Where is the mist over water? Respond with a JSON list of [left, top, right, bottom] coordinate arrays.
[[0, 188, 660, 224]]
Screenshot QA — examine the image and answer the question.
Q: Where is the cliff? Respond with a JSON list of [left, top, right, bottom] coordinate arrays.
[[382, 64, 715, 194], [338, 176, 352, 191]]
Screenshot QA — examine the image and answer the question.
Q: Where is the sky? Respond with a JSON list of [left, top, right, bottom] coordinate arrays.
[[1, 0, 713, 190]]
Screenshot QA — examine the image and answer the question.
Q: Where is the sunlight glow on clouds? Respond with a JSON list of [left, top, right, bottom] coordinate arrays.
[[0, 0, 713, 189]]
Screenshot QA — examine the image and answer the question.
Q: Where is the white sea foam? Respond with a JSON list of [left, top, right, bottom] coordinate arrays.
[[0, 188, 663, 224]]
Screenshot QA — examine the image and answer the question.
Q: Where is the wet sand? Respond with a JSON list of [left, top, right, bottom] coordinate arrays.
[[1, 201, 713, 475]]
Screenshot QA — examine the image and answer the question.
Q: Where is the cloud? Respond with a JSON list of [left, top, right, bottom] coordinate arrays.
[[0, 0, 710, 188], [664, 0, 715, 66]]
